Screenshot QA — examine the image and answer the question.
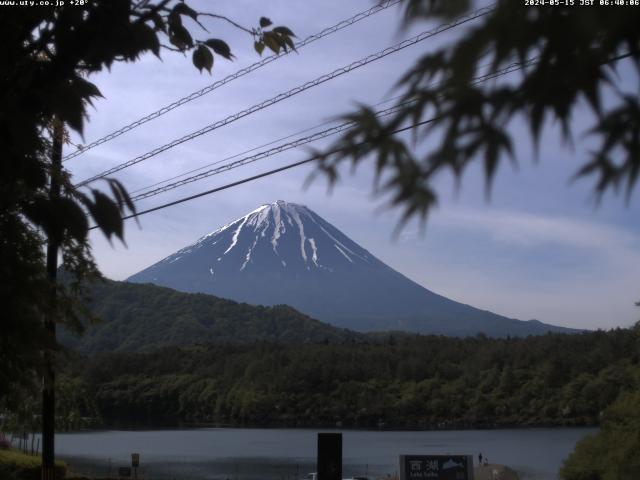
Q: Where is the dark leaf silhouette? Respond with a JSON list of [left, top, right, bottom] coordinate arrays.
[[259, 16, 272, 28], [172, 3, 198, 21], [192, 43, 213, 73], [273, 26, 296, 38], [205, 38, 233, 60]]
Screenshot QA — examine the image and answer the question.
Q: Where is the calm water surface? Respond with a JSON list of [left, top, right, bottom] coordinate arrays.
[[55, 427, 595, 480]]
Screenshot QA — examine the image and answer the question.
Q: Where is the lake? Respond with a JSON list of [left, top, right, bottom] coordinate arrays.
[[55, 427, 595, 480]]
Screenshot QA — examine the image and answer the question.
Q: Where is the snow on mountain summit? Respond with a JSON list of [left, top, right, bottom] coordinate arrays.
[[127, 201, 577, 337], [165, 200, 375, 275]]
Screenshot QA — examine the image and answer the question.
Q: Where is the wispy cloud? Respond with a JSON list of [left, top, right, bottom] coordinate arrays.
[[439, 208, 639, 252], [394, 207, 640, 329]]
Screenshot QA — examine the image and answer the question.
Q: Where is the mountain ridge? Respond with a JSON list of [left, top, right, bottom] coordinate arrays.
[[59, 279, 363, 353], [127, 200, 579, 337]]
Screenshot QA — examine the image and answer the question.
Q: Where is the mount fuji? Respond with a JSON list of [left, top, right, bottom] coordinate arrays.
[[127, 200, 576, 337]]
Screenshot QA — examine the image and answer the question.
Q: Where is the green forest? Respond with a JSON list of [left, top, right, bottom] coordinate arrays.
[[58, 280, 362, 353], [58, 327, 639, 429], [4, 279, 639, 479]]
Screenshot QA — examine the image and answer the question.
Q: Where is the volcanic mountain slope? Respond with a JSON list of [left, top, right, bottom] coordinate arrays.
[[128, 200, 578, 337]]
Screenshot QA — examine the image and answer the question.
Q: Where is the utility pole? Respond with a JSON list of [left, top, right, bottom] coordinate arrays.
[[42, 118, 63, 480]]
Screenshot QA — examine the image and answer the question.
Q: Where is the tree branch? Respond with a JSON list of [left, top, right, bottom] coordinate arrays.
[[133, 0, 172, 25], [160, 43, 184, 52], [197, 13, 254, 36]]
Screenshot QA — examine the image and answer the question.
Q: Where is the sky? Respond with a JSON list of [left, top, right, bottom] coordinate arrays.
[[65, 0, 640, 330]]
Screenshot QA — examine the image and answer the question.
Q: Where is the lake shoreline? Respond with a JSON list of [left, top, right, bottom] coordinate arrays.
[[52, 427, 596, 480], [78, 417, 600, 433]]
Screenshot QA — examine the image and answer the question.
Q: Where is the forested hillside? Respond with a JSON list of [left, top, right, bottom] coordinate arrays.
[[60, 327, 639, 429], [59, 280, 362, 353]]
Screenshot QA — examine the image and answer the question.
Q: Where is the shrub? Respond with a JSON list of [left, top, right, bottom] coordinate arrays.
[[0, 449, 66, 480], [560, 388, 640, 480]]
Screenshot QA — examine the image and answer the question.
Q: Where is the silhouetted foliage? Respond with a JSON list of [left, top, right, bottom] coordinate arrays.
[[0, 1, 294, 402], [314, 1, 640, 226]]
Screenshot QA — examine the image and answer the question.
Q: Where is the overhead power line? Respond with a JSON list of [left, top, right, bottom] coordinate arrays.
[[63, 0, 403, 162], [127, 87, 436, 197], [130, 58, 537, 202], [89, 58, 538, 229], [76, 5, 495, 187], [129, 104, 403, 201], [90, 115, 437, 229], [128, 113, 349, 196], [87, 49, 634, 228], [128, 53, 498, 197]]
